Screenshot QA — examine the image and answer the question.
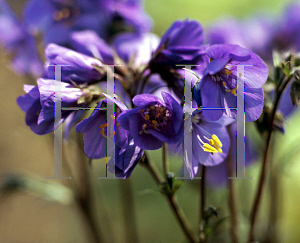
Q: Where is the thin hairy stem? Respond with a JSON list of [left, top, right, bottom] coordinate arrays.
[[226, 152, 239, 243], [162, 143, 169, 179], [249, 76, 292, 242], [140, 153, 199, 243], [199, 166, 206, 243], [119, 179, 140, 243]]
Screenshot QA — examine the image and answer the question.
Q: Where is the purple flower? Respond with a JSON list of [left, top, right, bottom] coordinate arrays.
[[184, 111, 232, 179], [23, 0, 152, 45], [151, 19, 206, 67], [24, 0, 107, 45], [117, 92, 184, 150], [106, 0, 153, 34], [270, 2, 300, 53], [108, 141, 144, 179], [17, 78, 84, 135], [206, 16, 273, 61], [194, 44, 268, 122], [76, 99, 129, 158], [0, 0, 43, 76], [45, 43, 103, 84], [76, 97, 144, 178], [70, 30, 114, 64]]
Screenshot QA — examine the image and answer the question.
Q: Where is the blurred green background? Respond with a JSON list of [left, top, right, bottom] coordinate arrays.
[[1, 0, 300, 242]]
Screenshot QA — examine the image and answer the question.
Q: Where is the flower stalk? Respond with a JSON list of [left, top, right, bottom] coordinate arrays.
[[249, 75, 293, 242]]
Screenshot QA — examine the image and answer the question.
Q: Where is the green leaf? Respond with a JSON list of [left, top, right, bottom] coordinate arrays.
[[0, 173, 75, 205]]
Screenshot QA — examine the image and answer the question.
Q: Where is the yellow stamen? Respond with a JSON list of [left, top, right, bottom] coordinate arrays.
[[222, 82, 226, 87], [225, 69, 232, 75], [145, 114, 149, 120], [203, 134, 223, 154], [100, 130, 105, 135], [116, 123, 120, 126], [211, 134, 222, 147], [203, 143, 218, 153], [61, 8, 70, 18], [152, 120, 158, 125], [100, 125, 104, 129]]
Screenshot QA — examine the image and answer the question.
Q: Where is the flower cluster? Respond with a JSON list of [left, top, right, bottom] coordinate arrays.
[[10, 0, 273, 179]]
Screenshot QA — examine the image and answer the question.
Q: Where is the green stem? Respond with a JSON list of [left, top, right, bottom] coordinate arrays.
[[140, 153, 198, 243], [226, 151, 239, 243], [199, 166, 206, 243], [248, 76, 292, 242], [76, 134, 104, 243], [119, 178, 140, 243], [162, 143, 169, 179]]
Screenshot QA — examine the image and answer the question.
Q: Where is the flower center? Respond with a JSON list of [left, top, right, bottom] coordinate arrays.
[[212, 65, 238, 96], [203, 134, 223, 154], [53, 2, 81, 22], [139, 104, 170, 135], [196, 132, 223, 154], [100, 115, 120, 138]]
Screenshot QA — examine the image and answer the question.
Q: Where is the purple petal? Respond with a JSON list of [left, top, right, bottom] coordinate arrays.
[[132, 94, 161, 106], [129, 113, 163, 150], [71, 30, 114, 64], [244, 87, 264, 122], [204, 57, 230, 76], [199, 75, 223, 121]]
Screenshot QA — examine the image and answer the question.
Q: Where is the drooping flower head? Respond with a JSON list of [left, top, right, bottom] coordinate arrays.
[[45, 43, 104, 84], [117, 92, 184, 150], [194, 44, 268, 122], [17, 78, 85, 135]]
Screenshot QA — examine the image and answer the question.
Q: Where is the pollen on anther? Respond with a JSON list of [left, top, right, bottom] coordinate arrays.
[[225, 69, 232, 75], [152, 120, 158, 125], [145, 114, 149, 120]]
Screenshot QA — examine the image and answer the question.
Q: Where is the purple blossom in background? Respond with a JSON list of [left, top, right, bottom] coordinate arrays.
[[270, 2, 300, 53], [194, 44, 268, 122], [117, 92, 183, 150], [105, 0, 153, 34], [23, 0, 108, 45], [206, 16, 274, 61], [23, 0, 152, 45], [0, 0, 43, 76], [17, 78, 84, 135]]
